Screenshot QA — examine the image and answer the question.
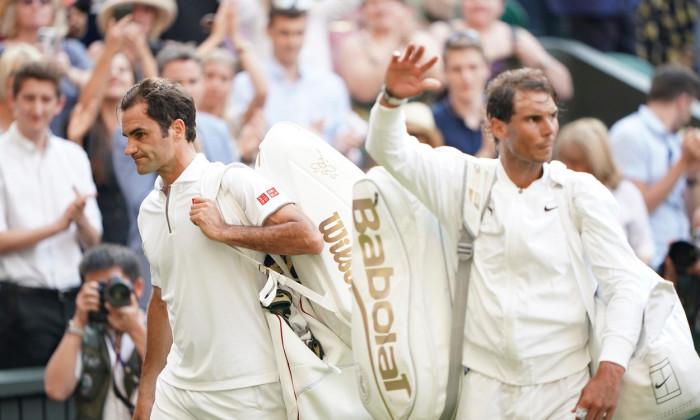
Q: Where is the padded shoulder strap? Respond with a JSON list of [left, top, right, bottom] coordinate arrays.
[[462, 159, 497, 238], [441, 159, 497, 420]]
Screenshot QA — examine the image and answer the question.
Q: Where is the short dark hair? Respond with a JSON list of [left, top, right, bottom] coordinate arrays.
[[156, 42, 202, 75], [12, 60, 61, 98], [79, 243, 142, 283], [268, 5, 307, 24], [648, 64, 700, 102], [486, 67, 557, 123], [119, 77, 197, 142], [443, 30, 488, 65]]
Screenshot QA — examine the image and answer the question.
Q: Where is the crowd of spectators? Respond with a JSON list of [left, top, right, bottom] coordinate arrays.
[[1, 0, 700, 415]]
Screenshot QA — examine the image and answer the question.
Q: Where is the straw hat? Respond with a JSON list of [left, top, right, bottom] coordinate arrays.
[[404, 102, 444, 148], [97, 0, 177, 40]]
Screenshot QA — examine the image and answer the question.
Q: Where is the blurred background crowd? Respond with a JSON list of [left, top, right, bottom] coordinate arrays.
[[1, 0, 700, 383]]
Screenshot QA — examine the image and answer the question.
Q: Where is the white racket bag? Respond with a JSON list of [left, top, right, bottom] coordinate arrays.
[[256, 122, 365, 347]]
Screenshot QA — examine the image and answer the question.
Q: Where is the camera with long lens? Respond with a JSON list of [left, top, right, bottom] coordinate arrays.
[[88, 276, 133, 323], [658, 240, 700, 278]]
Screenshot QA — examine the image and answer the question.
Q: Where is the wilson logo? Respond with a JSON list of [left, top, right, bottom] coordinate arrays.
[[353, 197, 412, 398], [318, 212, 352, 285]]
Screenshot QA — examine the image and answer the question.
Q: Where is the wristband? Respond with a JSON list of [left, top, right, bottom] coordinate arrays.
[[67, 319, 85, 337], [380, 84, 408, 107]]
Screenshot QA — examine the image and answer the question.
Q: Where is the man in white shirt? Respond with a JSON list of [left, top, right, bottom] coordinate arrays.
[[119, 78, 323, 419], [44, 243, 146, 420], [365, 45, 647, 420], [0, 60, 102, 369], [608, 65, 700, 270], [230, 3, 365, 157]]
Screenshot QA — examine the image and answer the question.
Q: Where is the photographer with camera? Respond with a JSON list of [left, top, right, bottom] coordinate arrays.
[[45, 243, 146, 420]]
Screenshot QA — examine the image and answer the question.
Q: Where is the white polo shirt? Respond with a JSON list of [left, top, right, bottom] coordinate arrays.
[[139, 154, 292, 391], [0, 123, 102, 289]]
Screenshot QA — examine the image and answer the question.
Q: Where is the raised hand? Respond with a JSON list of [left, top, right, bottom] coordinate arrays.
[[67, 98, 101, 144], [383, 44, 441, 102], [73, 281, 101, 327], [58, 187, 96, 230]]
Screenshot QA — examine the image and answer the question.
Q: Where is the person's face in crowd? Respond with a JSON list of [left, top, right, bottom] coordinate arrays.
[[15, 0, 55, 32], [556, 143, 593, 174], [161, 59, 204, 107], [131, 3, 157, 34], [267, 14, 306, 67], [202, 60, 234, 112], [106, 53, 135, 101], [492, 89, 559, 166], [121, 102, 181, 175], [67, 5, 88, 39], [362, 0, 402, 33], [10, 77, 63, 141], [445, 47, 490, 102], [461, 0, 504, 29]]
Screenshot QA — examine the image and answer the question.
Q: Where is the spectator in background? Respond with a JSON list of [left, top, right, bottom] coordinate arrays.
[[0, 61, 102, 369], [65, 0, 91, 41], [45, 244, 146, 420], [158, 42, 238, 164], [0, 0, 94, 138], [555, 117, 654, 265], [161, 0, 265, 50], [197, 0, 268, 164], [96, 0, 176, 44], [336, 0, 443, 110], [0, 43, 42, 134], [609, 64, 700, 270], [431, 30, 495, 156], [547, 0, 639, 54], [294, 0, 362, 72], [231, 3, 365, 160], [431, 0, 573, 100], [92, 0, 175, 75]]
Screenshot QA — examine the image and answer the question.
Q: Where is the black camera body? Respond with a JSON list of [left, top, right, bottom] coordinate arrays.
[[88, 276, 133, 323]]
